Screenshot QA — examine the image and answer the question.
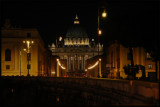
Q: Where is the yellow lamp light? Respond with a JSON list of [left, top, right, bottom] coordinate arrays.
[[102, 10, 107, 18], [98, 30, 102, 35]]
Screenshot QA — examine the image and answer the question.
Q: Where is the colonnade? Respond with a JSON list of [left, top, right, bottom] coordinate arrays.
[[67, 55, 85, 72]]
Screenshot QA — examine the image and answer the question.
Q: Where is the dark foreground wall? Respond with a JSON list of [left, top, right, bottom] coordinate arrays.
[[0, 77, 159, 106]]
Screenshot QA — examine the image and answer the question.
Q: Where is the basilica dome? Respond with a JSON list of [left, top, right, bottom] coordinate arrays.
[[64, 15, 89, 46], [66, 24, 87, 38], [66, 15, 88, 38]]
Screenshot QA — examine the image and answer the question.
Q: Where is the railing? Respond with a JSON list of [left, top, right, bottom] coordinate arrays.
[[0, 76, 159, 106]]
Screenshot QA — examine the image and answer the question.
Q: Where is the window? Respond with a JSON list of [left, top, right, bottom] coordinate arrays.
[[148, 64, 152, 69], [5, 49, 11, 61], [6, 65, 10, 70]]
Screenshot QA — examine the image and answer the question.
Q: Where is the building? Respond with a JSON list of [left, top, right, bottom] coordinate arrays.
[[106, 40, 156, 79], [1, 19, 51, 76], [49, 15, 103, 77]]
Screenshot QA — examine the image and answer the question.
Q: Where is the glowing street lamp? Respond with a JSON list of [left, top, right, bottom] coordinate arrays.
[[98, 29, 102, 36], [97, 7, 107, 78], [102, 9, 107, 18], [23, 39, 34, 76]]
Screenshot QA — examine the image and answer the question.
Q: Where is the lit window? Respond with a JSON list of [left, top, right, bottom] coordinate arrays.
[[148, 64, 152, 69]]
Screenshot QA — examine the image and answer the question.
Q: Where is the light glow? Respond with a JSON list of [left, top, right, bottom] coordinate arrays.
[[74, 21, 79, 24], [59, 36, 62, 41], [102, 10, 107, 18], [56, 59, 66, 69], [98, 30, 102, 35], [27, 41, 30, 44], [88, 60, 99, 70], [51, 71, 55, 74]]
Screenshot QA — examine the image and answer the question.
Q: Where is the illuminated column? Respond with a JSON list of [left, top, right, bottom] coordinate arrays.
[[67, 56, 69, 72], [57, 61, 59, 77], [81, 56, 83, 70], [84, 56, 85, 70], [73, 56, 75, 70], [99, 59, 102, 77], [78, 56, 79, 69], [69, 56, 71, 70], [84, 57, 86, 70], [82, 56, 84, 70]]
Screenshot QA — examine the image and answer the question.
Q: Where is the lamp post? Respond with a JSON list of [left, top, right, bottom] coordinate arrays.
[[97, 7, 107, 78], [23, 39, 34, 76], [20, 49, 21, 76]]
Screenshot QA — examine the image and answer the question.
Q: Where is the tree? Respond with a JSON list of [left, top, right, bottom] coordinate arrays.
[[123, 64, 139, 80]]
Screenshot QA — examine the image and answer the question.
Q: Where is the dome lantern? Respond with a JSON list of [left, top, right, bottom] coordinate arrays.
[[74, 14, 79, 24]]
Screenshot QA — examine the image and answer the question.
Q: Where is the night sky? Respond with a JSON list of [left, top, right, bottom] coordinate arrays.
[[1, 0, 159, 51]]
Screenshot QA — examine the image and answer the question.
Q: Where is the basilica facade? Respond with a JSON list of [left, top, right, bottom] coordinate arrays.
[[49, 15, 103, 76]]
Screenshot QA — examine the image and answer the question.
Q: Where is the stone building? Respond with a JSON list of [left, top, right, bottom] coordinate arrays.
[[49, 15, 103, 77], [106, 40, 156, 79], [1, 19, 51, 76]]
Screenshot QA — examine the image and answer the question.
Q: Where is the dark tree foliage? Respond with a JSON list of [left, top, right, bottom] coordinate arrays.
[[123, 64, 139, 80]]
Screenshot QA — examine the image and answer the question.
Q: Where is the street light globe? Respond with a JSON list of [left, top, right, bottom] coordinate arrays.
[[98, 30, 102, 35], [27, 41, 30, 44], [102, 10, 107, 18]]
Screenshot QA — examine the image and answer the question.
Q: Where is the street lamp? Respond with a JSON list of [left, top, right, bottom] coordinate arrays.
[[97, 7, 107, 78], [23, 39, 34, 76]]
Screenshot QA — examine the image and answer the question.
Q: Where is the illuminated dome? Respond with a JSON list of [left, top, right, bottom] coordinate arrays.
[[64, 15, 89, 46], [66, 14, 88, 38]]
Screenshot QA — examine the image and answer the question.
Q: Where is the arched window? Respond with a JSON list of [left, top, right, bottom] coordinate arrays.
[[5, 49, 11, 61]]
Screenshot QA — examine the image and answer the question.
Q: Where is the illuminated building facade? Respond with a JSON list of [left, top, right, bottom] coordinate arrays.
[[1, 19, 51, 76], [106, 40, 156, 79], [49, 15, 103, 76]]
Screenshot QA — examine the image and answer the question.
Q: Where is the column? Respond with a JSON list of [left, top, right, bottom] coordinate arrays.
[[81, 56, 83, 70], [69, 56, 71, 70], [84, 57, 86, 70], [78, 56, 79, 69], [57, 61, 59, 77], [67, 56, 69, 72], [99, 60, 101, 77], [82, 56, 84, 71], [73, 56, 75, 70]]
